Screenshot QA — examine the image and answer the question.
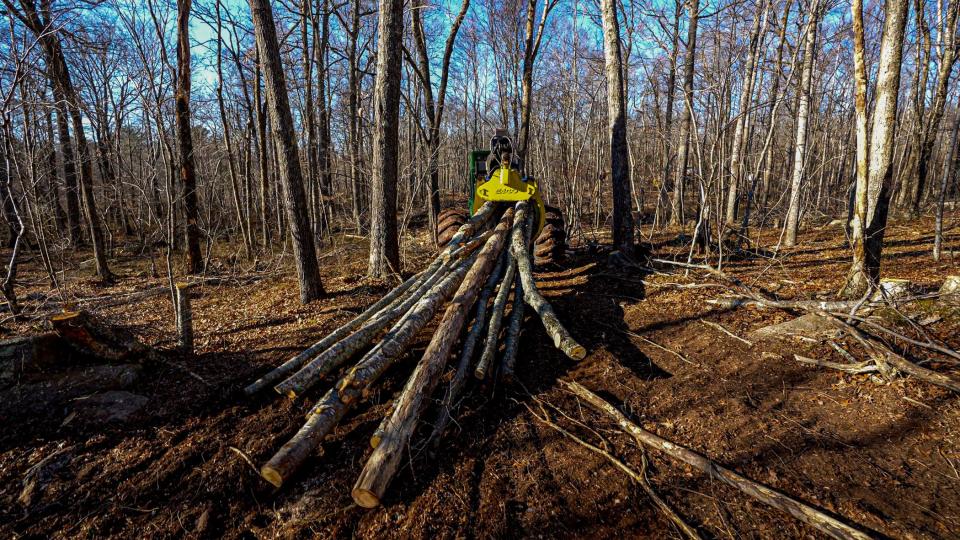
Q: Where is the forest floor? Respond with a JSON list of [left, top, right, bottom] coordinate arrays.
[[1, 211, 960, 539]]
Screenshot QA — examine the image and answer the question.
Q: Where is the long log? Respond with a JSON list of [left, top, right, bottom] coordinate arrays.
[[564, 380, 872, 540], [512, 202, 586, 360], [245, 210, 495, 396], [474, 256, 516, 380], [352, 208, 516, 508], [259, 251, 481, 487], [499, 277, 526, 382], [275, 258, 456, 398], [500, 210, 534, 382], [428, 247, 509, 444], [244, 268, 427, 395]]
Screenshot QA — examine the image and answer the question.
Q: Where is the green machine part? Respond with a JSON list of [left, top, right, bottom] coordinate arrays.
[[467, 150, 490, 215]]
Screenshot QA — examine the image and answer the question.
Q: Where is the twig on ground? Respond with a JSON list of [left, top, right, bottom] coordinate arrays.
[[228, 446, 260, 474], [793, 355, 878, 374], [700, 320, 753, 347]]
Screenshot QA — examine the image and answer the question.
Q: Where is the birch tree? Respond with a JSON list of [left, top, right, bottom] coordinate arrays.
[[842, 0, 910, 297]]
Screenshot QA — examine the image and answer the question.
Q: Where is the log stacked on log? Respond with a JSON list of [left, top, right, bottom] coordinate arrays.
[[247, 201, 586, 505]]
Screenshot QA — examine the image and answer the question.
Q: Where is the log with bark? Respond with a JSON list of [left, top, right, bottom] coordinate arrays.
[[352, 208, 515, 507], [511, 202, 586, 361], [248, 200, 586, 499]]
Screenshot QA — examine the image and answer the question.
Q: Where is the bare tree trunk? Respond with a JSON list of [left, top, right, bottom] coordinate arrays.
[[254, 53, 271, 248], [517, 0, 555, 162], [724, 0, 768, 225], [42, 104, 66, 236], [601, 0, 634, 253], [409, 0, 470, 242], [909, 0, 959, 217], [654, 3, 681, 229], [215, 0, 252, 257], [935, 108, 960, 261], [176, 0, 203, 274], [842, 0, 909, 297], [670, 0, 699, 227], [784, 2, 820, 247], [51, 86, 81, 244], [248, 0, 325, 301], [367, 0, 403, 277], [347, 0, 364, 231]]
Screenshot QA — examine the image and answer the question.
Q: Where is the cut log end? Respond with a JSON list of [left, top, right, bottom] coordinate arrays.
[[566, 344, 587, 361], [260, 466, 284, 488], [50, 310, 81, 322], [352, 487, 381, 508]]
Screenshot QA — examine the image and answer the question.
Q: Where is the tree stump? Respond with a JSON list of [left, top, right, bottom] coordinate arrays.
[[175, 283, 194, 353], [50, 310, 150, 362]]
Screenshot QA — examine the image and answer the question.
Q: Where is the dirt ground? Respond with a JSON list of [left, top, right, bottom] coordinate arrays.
[[1, 213, 960, 539]]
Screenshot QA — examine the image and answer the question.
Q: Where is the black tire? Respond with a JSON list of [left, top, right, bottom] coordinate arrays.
[[534, 205, 566, 266], [437, 208, 467, 247]]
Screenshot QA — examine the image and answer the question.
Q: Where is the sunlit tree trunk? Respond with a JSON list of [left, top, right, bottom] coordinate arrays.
[[842, 0, 909, 298], [248, 0, 325, 301], [784, 1, 820, 247], [175, 0, 203, 274], [724, 0, 768, 225], [367, 0, 403, 277], [670, 0, 699, 227], [601, 0, 634, 253]]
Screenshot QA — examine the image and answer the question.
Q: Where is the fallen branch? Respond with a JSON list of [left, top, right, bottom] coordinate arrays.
[[793, 355, 878, 374], [526, 401, 701, 540], [563, 380, 873, 540]]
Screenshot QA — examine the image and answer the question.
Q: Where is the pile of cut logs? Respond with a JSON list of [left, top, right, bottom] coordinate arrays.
[[245, 201, 585, 507]]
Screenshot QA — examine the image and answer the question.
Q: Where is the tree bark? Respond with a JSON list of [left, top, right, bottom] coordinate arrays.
[[784, 1, 820, 247], [367, 0, 403, 277], [842, 0, 909, 297], [601, 0, 634, 253], [248, 0, 325, 302], [176, 0, 203, 274]]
